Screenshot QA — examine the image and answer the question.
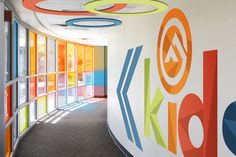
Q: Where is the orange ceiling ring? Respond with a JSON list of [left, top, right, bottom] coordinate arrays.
[[22, 0, 127, 16]]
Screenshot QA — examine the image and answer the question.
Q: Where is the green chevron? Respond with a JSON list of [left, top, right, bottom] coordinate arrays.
[[144, 58, 166, 148]]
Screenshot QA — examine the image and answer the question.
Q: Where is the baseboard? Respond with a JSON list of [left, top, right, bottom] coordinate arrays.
[[107, 122, 134, 157], [93, 95, 107, 98]]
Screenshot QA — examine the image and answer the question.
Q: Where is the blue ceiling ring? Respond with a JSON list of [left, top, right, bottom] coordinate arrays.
[[65, 17, 122, 28]]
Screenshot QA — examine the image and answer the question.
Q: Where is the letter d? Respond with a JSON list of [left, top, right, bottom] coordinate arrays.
[[178, 50, 218, 157]]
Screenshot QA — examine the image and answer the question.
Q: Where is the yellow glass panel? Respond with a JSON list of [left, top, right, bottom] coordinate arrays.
[[84, 46, 94, 72], [68, 72, 76, 87], [67, 43, 76, 72], [48, 74, 56, 92], [37, 96, 47, 118], [29, 32, 37, 74]]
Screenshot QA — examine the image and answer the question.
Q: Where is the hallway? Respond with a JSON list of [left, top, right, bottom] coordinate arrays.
[[1, 0, 236, 156], [14, 99, 124, 157]]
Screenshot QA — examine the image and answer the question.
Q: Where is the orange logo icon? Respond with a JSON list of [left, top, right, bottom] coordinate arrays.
[[157, 8, 192, 95]]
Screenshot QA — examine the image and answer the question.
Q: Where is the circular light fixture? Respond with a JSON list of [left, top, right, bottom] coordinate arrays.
[[65, 17, 122, 28], [84, 0, 168, 16], [22, 0, 127, 16]]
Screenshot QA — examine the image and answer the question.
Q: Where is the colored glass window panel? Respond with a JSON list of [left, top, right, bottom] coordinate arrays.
[[68, 72, 76, 87], [67, 43, 76, 72], [58, 90, 67, 107], [5, 86, 12, 123], [5, 125, 12, 157], [85, 85, 94, 98], [18, 26, 27, 77], [19, 106, 29, 134], [58, 41, 67, 72], [38, 75, 46, 95], [13, 20, 18, 79], [84, 46, 94, 72], [47, 39, 56, 72], [12, 114, 19, 145], [4, 21, 11, 82], [30, 77, 37, 99], [48, 93, 56, 113], [58, 73, 66, 89], [37, 96, 47, 118], [37, 35, 46, 73], [78, 86, 85, 100], [13, 116, 18, 145], [18, 79, 28, 105], [48, 74, 56, 92], [29, 102, 36, 124], [29, 32, 37, 75], [84, 72, 94, 85], [67, 88, 76, 104], [77, 45, 84, 85]]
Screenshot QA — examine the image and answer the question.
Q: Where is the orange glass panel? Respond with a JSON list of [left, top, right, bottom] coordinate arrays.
[[58, 41, 67, 72], [5, 125, 12, 157], [67, 43, 76, 72], [29, 32, 37, 74], [48, 74, 56, 92], [5, 86, 12, 123], [84, 46, 94, 72], [30, 77, 37, 99], [77, 45, 84, 84]]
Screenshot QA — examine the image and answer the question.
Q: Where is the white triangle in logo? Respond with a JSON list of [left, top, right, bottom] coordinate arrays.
[[164, 34, 184, 63]]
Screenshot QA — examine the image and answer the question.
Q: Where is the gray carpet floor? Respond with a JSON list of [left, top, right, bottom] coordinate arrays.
[[14, 99, 125, 157]]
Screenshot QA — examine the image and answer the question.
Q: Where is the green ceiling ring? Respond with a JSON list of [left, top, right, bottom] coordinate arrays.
[[84, 0, 168, 16]]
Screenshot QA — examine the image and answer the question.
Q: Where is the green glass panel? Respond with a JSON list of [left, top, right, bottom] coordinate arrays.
[[19, 106, 29, 134]]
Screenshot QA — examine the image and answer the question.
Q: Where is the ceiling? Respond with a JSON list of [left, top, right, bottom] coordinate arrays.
[[6, 0, 124, 45], [5, 0, 167, 46]]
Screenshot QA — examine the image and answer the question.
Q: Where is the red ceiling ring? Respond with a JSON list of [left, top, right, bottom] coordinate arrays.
[[22, 0, 127, 16]]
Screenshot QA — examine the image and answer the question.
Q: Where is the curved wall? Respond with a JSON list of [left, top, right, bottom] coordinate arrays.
[[107, 1, 236, 157]]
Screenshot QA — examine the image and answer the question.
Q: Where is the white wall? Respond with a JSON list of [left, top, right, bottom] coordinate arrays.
[[107, 0, 236, 156]]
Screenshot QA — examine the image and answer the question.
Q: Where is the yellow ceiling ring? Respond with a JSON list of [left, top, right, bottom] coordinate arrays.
[[84, 0, 168, 16]]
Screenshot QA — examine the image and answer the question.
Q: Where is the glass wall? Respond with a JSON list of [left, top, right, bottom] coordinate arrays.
[[19, 106, 29, 134], [77, 46, 94, 99], [4, 16, 11, 82], [3, 10, 96, 157], [77, 45, 84, 85], [18, 26, 27, 77], [47, 39, 56, 73], [29, 32, 37, 75], [48, 93, 56, 113], [5, 86, 12, 123], [5, 125, 12, 157], [37, 96, 47, 119], [37, 35, 46, 74], [29, 102, 36, 124], [58, 41, 67, 72]]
